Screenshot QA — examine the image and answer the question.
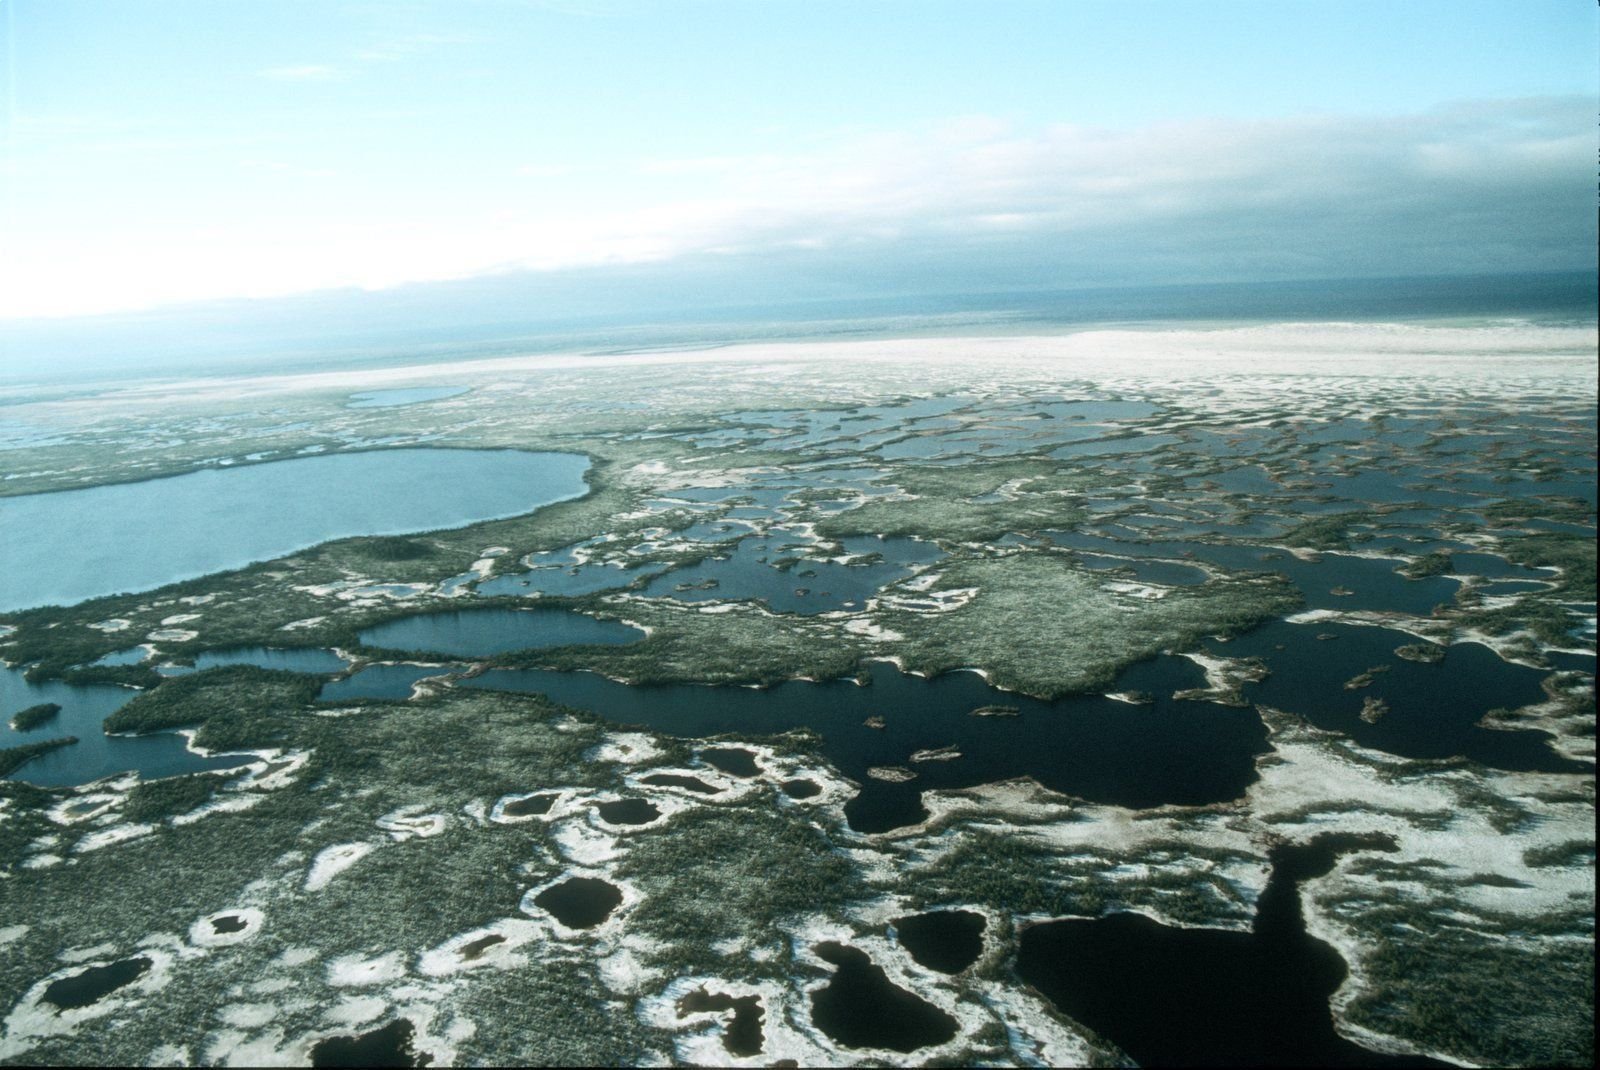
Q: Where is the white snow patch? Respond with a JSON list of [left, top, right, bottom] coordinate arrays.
[[327, 950, 407, 988], [304, 841, 378, 892]]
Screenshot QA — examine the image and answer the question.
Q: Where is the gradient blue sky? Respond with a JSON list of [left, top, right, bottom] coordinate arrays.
[[1, 0, 1594, 319]]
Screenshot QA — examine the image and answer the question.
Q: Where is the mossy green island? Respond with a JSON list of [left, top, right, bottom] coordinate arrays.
[[0, 326, 1594, 1067]]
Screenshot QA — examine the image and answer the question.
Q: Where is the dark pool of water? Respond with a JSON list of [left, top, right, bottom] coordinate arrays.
[[357, 608, 642, 657], [0, 448, 588, 613], [810, 942, 958, 1053], [700, 747, 761, 777], [533, 877, 623, 929], [781, 778, 822, 799], [894, 910, 985, 974], [1449, 552, 1554, 581], [1214, 621, 1582, 771], [42, 956, 152, 1011], [679, 989, 765, 1056], [317, 663, 463, 702], [640, 773, 720, 794], [211, 914, 248, 935], [311, 1018, 431, 1068], [502, 793, 557, 817], [460, 658, 1268, 833], [595, 798, 660, 825], [1016, 834, 1447, 1068], [3, 663, 253, 787]]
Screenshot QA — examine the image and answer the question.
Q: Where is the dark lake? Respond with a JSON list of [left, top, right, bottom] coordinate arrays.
[[1213, 621, 1582, 771], [357, 608, 642, 656], [459, 657, 1269, 832], [810, 942, 958, 1053], [1016, 834, 1448, 1068], [0, 448, 588, 612]]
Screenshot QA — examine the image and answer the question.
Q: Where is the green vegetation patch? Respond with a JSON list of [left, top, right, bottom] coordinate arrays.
[[1498, 533, 1596, 598], [8, 702, 62, 732], [0, 736, 78, 776], [618, 805, 865, 972], [1340, 905, 1594, 1068], [882, 554, 1300, 697], [815, 459, 1101, 542], [104, 666, 321, 751], [122, 773, 227, 823], [525, 598, 863, 687]]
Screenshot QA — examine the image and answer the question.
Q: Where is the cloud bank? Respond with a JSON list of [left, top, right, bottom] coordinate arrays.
[[1, 96, 1590, 319]]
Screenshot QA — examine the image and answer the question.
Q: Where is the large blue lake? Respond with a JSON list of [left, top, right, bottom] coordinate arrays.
[[0, 448, 589, 612]]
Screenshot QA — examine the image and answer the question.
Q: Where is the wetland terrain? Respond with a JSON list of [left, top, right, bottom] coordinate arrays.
[[0, 323, 1594, 1067]]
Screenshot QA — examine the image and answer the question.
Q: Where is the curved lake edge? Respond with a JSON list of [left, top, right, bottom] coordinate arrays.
[[0, 447, 596, 617], [0, 442, 555, 502]]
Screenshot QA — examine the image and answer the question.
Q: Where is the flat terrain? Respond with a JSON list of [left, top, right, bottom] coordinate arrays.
[[0, 323, 1594, 1067]]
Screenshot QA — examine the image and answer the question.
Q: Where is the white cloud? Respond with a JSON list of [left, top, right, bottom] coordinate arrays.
[[0, 96, 1588, 320]]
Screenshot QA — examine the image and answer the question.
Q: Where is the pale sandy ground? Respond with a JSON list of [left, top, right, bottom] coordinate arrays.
[[9, 321, 1596, 421]]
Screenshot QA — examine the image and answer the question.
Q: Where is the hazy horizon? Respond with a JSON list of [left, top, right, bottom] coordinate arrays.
[[1, 0, 1594, 332]]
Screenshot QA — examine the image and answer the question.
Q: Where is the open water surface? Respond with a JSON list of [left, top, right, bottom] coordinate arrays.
[[0, 448, 588, 611]]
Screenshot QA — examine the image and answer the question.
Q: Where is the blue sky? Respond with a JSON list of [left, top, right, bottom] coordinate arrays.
[[1, 0, 1594, 319]]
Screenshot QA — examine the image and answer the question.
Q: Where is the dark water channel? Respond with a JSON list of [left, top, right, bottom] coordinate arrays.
[[357, 608, 642, 656], [1015, 834, 1448, 1067], [460, 658, 1268, 832]]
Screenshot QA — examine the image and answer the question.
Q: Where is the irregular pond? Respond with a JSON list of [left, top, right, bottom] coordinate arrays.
[[0, 448, 588, 612], [42, 956, 152, 1011], [460, 657, 1268, 833], [700, 747, 760, 777], [501, 793, 558, 817], [2, 662, 253, 786], [357, 608, 642, 657], [1016, 835, 1446, 1068], [894, 910, 986, 974], [1214, 621, 1582, 771], [595, 798, 660, 825], [532, 877, 623, 929], [810, 942, 958, 1053], [311, 1018, 431, 1068], [679, 989, 764, 1057], [639, 773, 720, 794]]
